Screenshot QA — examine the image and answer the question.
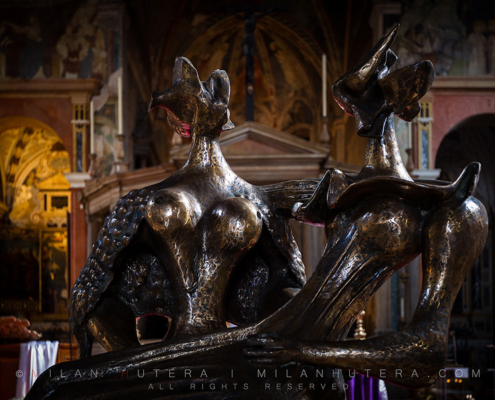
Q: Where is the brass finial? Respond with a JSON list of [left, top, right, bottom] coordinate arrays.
[[354, 310, 367, 340]]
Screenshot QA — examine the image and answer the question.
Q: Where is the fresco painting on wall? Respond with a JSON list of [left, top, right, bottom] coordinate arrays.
[[468, 20, 488, 75], [0, 16, 44, 79], [94, 106, 118, 177], [396, 0, 495, 76], [0, 0, 115, 80], [8, 168, 42, 227], [182, 15, 319, 141], [0, 0, 123, 178], [0, 126, 68, 218]]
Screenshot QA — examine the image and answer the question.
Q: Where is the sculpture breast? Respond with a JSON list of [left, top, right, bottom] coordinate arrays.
[[67, 56, 306, 359]]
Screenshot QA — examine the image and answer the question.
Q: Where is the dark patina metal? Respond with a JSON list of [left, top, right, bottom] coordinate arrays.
[[68, 56, 310, 358], [27, 26, 488, 399]]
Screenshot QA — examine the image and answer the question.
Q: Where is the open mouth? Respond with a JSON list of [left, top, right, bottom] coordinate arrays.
[[165, 108, 192, 138], [149, 103, 192, 138]]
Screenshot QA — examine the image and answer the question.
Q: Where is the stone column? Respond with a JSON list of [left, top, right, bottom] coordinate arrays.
[[64, 174, 90, 289]]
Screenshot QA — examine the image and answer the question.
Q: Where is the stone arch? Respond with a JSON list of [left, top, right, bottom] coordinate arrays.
[[0, 116, 70, 224], [435, 113, 495, 372], [0, 117, 69, 182], [436, 113, 495, 210]]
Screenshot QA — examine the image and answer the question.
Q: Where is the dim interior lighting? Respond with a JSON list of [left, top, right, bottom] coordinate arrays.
[[459, 379, 462, 383], [447, 379, 450, 383]]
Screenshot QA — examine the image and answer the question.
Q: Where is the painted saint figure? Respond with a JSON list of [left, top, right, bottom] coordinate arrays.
[[468, 21, 488, 76], [488, 19, 495, 74]]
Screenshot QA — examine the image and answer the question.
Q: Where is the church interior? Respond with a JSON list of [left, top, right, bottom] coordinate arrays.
[[1, 0, 495, 398]]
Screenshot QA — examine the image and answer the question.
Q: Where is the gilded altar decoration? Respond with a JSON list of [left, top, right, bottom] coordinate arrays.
[[27, 26, 488, 399], [0, 118, 71, 317]]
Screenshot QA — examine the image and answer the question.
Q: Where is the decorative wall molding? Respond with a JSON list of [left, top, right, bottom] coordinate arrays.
[[0, 79, 101, 104], [79, 165, 176, 216], [431, 76, 495, 92], [64, 172, 92, 189]]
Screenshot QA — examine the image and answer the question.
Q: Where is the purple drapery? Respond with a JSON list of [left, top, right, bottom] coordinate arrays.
[[347, 374, 383, 400]]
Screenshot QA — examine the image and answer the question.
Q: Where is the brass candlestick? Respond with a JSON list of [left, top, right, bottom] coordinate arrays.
[[354, 310, 367, 340]]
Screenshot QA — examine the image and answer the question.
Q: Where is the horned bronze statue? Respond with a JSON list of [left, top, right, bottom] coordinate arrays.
[[26, 25, 488, 400], [69, 57, 310, 358]]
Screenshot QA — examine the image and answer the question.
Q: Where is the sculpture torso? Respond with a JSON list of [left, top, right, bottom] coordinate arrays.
[[144, 132, 265, 337]]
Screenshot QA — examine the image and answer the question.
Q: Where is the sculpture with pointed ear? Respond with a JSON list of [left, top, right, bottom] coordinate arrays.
[[332, 24, 435, 138], [148, 57, 234, 137]]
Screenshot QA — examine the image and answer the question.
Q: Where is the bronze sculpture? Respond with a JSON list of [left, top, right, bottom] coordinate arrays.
[[26, 26, 488, 399], [244, 26, 486, 389], [70, 57, 311, 357]]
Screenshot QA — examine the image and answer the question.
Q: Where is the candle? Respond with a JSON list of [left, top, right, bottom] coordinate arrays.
[[90, 100, 95, 154], [322, 54, 327, 117], [407, 121, 412, 148], [118, 76, 123, 134]]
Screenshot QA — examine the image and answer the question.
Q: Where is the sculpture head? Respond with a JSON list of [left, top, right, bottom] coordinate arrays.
[[332, 25, 435, 138], [148, 57, 235, 138]]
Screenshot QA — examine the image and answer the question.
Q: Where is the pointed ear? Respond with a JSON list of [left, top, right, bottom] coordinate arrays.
[[379, 60, 435, 119], [205, 69, 234, 131], [205, 69, 231, 107], [172, 57, 201, 95], [343, 24, 399, 92], [377, 49, 398, 79]]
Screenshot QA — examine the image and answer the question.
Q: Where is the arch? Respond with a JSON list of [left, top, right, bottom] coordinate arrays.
[[435, 113, 495, 210], [0, 116, 62, 138], [0, 116, 64, 179], [431, 94, 495, 160], [0, 116, 70, 207], [435, 113, 495, 371]]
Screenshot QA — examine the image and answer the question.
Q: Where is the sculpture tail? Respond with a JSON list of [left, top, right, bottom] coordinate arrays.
[[73, 323, 93, 359]]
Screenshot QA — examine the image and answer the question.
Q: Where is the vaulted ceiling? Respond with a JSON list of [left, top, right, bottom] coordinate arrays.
[[125, 0, 374, 139]]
